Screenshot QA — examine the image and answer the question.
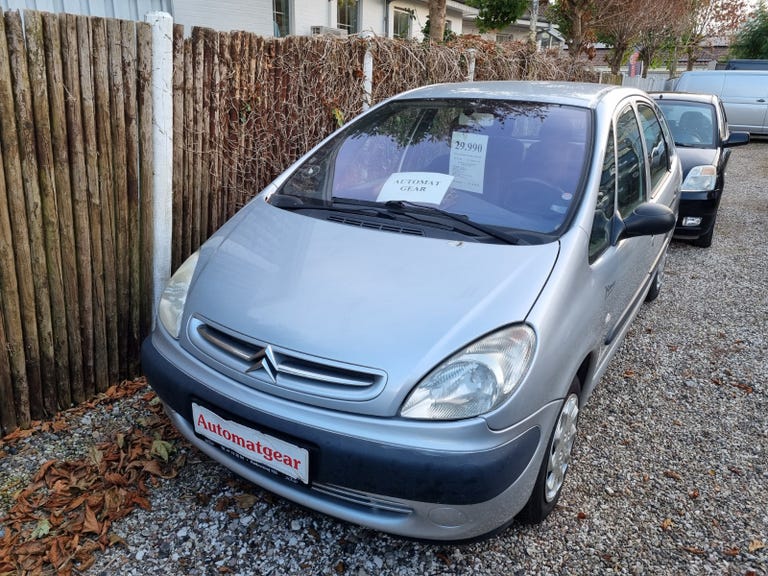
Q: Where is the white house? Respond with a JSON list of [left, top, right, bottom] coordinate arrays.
[[0, 0, 480, 39], [0, 0, 559, 48]]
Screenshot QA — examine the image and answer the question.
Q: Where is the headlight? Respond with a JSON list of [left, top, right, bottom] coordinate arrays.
[[400, 325, 535, 420], [158, 252, 199, 338], [681, 165, 716, 192]]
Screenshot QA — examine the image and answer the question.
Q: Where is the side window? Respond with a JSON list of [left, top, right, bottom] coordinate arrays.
[[615, 107, 647, 217], [637, 104, 669, 193], [590, 127, 616, 262]]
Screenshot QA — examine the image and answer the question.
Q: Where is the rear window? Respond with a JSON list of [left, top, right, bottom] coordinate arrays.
[[274, 99, 592, 236]]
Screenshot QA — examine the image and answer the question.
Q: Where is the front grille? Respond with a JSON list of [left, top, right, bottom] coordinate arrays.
[[189, 319, 386, 400]]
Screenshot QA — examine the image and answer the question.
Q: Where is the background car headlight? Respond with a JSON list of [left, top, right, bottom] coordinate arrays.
[[400, 325, 535, 420], [681, 165, 716, 192], [158, 251, 199, 339]]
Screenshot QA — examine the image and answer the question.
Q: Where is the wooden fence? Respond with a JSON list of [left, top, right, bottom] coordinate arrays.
[[0, 11, 597, 433], [0, 9, 154, 432]]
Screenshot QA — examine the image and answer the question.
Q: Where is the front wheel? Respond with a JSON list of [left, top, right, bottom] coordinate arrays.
[[517, 377, 581, 524], [645, 248, 668, 302]]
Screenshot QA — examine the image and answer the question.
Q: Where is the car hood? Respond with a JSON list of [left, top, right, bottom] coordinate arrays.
[[676, 146, 719, 176], [186, 199, 559, 392]]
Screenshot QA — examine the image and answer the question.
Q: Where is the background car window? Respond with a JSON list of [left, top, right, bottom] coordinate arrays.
[[655, 101, 716, 147], [589, 127, 616, 262], [637, 104, 669, 192], [615, 107, 647, 217]]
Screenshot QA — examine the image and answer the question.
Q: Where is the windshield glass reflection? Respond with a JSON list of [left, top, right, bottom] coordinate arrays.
[[274, 99, 591, 235]]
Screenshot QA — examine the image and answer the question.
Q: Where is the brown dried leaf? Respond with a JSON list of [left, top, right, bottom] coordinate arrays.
[[214, 496, 233, 511], [689, 488, 700, 499], [34, 460, 59, 482], [661, 518, 673, 531], [681, 546, 706, 555], [82, 505, 101, 535], [664, 470, 682, 481], [748, 540, 765, 553], [723, 547, 740, 557]]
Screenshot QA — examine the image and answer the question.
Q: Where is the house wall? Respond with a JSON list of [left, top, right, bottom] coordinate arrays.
[[173, 0, 273, 35], [0, 0, 172, 19], [293, 0, 334, 35]]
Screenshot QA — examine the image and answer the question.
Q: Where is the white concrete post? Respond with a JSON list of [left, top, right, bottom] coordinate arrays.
[[466, 48, 476, 82], [362, 32, 374, 112], [146, 11, 174, 327]]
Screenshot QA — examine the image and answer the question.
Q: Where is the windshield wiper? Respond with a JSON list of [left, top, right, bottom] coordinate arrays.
[[384, 200, 521, 245], [270, 195, 399, 220]]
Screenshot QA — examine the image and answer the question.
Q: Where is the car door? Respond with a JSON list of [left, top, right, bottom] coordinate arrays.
[[721, 73, 768, 133], [588, 99, 675, 368]]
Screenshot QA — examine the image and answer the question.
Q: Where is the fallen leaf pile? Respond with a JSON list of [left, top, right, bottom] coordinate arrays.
[[0, 379, 186, 575]]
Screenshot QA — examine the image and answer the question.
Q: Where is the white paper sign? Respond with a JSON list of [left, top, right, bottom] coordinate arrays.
[[449, 132, 489, 194], [376, 172, 454, 204]]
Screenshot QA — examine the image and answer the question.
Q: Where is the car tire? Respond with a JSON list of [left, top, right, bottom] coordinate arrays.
[[645, 249, 668, 302], [517, 376, 581, 525], [692, 216, 716, 248]]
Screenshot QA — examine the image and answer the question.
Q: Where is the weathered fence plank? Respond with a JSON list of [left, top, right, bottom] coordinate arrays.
[[6, 10, 54, 418], [219, 32, 234, 223], [25, 10, 72, 411], [0, 11, 29, 430], [121, 19, 142, 375], [171, 23, 184, 272], [208, 30, 221, 234], [182, 38, 193, 261], [191, 27, 204, 252], [77, 14, 110, 392], [43, 12, 84, 405], [137, 21, 153, 339], [92, 18, 120, 388], [107, 18, 129, 379], [0, 305, 16, 430], [61, 14, 95, 400]]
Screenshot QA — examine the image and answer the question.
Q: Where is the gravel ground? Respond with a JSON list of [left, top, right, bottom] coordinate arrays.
[[2, 141, 767, 575]]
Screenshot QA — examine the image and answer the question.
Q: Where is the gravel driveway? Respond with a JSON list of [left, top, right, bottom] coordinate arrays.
[[3, 141, 767, 576]]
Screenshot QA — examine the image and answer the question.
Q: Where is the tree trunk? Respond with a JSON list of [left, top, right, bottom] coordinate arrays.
[[429, 0, 447, 43]]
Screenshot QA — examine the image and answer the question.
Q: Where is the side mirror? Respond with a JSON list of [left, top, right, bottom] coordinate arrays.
[[724, 131, 750, 147], [611, 202, 676, 244]]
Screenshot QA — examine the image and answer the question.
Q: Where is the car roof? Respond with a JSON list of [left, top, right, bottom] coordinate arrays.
[[393, 81, 645, 110], [651, 91, 719, 105]]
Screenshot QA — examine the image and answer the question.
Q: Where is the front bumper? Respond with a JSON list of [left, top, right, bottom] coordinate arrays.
[[142, 332, 559, 541], [674, 190, 722, 239]]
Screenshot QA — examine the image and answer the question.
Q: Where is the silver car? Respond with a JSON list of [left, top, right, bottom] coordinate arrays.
[[143, 81, 681, 541]]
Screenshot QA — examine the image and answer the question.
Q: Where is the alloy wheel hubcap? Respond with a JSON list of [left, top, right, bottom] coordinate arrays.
[[544, 393, 579, 502]]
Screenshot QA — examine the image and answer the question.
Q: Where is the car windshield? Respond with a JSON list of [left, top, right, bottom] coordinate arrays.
[[656, 101, 716, 147], [271, 99, 591, 239]]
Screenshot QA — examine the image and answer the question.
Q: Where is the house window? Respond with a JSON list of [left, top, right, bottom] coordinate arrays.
[[338, 0, 359, 34], [393, 8, 412, 39], [273, 0, 290, 37]]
